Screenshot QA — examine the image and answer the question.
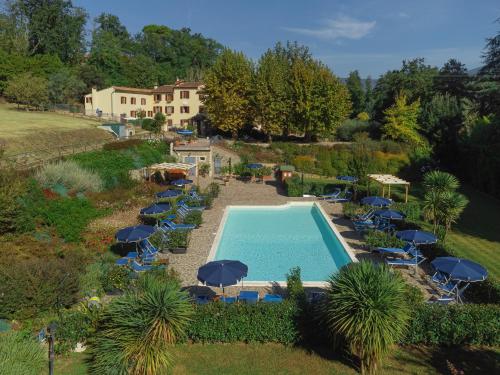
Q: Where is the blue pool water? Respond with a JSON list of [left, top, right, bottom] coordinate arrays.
[[213, 204, 352, 282]]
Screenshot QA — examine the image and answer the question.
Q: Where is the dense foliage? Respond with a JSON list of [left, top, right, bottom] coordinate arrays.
[[404, 303, 500, 346], [0, 1, 222, 102], [187, 301, 300, 344]]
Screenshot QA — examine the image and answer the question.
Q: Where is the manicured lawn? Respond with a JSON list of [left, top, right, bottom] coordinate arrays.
[[54, 344, 500, 374], [0, 103, 111, 154]]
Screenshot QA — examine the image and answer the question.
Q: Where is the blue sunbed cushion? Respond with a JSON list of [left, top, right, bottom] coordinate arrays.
[[262, 294, 283, 303]]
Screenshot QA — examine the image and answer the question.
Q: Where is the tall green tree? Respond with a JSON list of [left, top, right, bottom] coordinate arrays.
[[373, 58, 438, 121], [364, 76, 374, 115], [4, 72, 48, 109], [47, 68, 86, 104], [476, 18, 500, 116], [323, 261, 409, 375], [202, 48, 254, 138], [346, 70, 365, 117], [11, 0, 87, 63], [89, 273, 193, 375], [434, 58, 469, 98], [254, 46, 290, 141], [420, 93, 463, 168], [382, 92, 423, 145]]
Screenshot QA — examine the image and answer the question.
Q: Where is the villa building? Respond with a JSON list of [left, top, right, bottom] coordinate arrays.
[[83, 80, 206, 132]]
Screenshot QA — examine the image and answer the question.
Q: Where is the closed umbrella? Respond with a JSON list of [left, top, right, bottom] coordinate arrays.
[[361, 196, 393, 207], [396, 230, 437, 245], [115, 225, 156, 243], [197, 260, 248, 293]]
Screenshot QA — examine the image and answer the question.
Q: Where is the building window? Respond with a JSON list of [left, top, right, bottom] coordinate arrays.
[[180, 106, 190, 114], [131, 97, 136, 105], [167, 119, 173, 126], [199, 105, 205, 113], [85, 97, 92, 104], [141, 98, 146, 105], [147, 111, 153, 117], [153, 106, 162, 114], [180, 90, 190, 99], [199, 156, 206, 161], [180, 119, 190, 127], [154, 94, 162, 102], [130, 111, 136, 118], [121, 97, 127, 104], [165, 106, 174, 114], [166, 93, 173, 102]]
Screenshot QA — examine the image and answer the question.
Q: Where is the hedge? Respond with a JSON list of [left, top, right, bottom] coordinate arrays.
[[186, 300, 300, 344], [185, 300, 499, 347], [404, 303, 500, 346]]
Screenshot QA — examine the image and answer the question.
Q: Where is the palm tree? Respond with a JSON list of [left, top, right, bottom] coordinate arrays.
[[436, 190, 469, 235], [88, 273, 193, 375], [423, 170, 459, 193], [422, 170, 468, 236], [323, 261, 409, 375]]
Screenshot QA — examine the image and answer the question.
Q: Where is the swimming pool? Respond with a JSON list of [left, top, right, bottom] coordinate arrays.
[[208, 202, 356, 285]]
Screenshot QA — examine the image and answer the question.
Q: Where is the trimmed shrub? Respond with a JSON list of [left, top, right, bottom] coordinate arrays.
[[183, 210, 202, 227], [36, 160, 103, 193], [205, 182, 220, 198], [54, 308, 97, 354], [404, 303, 500, 346], [392, 201, 421, 221], [336, 119, 370, 141], [364, 230, 405, 249], [0, 332, 45, 375], [187, 301, 300, 344]]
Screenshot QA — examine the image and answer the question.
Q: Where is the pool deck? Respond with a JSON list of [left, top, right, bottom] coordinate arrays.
[[168, 176, 439, 299]]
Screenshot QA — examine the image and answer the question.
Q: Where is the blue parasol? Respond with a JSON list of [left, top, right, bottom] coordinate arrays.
[[197, 260, 248, 288], [374, 209, 406, 220], [177, 130, 193, 136], [361, 196, 393, 207], [156, 189, 183, 199], [336, 175, 358, 183], [115, 225, 156, 243], [396, 230, 437, 244], [431, 257, 488, 282], [171, 178, 193, 186], [140, 202, 171, 215]]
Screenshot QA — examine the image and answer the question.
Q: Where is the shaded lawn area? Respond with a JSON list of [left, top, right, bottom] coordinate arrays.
[[387, 183, 500, 280], [55, 344, 500, 375]]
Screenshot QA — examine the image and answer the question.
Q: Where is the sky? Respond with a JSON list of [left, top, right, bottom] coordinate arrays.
[[74, 0, 500, 78]]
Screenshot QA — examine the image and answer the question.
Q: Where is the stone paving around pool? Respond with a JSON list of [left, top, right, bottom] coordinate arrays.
[[168, 176, 438, 300]]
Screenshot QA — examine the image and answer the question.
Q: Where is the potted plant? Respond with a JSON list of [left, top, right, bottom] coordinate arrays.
[[167, 230, 190, 254]]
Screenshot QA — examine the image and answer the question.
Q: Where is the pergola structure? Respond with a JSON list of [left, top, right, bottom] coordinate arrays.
[[367, 174, 410, 203], [143, 162, 195, 181]]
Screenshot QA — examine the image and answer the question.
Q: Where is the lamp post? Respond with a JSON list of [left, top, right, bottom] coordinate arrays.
[[47, 322, 57, 375]]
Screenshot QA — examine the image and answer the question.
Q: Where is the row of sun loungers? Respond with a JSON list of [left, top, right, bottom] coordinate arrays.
[[196, 292, 283, 304]]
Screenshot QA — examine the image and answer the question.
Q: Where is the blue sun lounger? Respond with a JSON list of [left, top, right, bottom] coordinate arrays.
[[220, 296, 237, 303], [385, 255, 426, 267], [319, 188, 341, 200], [262, 294, 283, 303], [115, 257, 129, 266], [178, 201, 205, 211], [131, 260, 153, 272], [329, 191, 352, 203], [159, 219, 195, 231], [375, 243, 416, 256], [238, 291, 259, 304], [125, 251, 138, 259]]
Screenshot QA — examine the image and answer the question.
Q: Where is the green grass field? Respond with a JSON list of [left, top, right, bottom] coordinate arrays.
[[0, 103, 112, 155], [54, 344, 500, 375]]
